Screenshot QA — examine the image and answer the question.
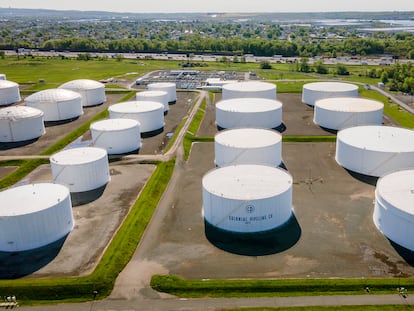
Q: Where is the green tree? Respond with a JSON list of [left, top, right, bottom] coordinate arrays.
[[260, 61, 272, 69], [314, 60, 328, 74], [336, 63, 349, 75]]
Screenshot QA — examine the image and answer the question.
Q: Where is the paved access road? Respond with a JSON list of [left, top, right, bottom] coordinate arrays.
[[19, 294, 414, 310]]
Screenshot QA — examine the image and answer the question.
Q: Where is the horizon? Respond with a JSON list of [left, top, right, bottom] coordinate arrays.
[[0, 0, 414, 14]]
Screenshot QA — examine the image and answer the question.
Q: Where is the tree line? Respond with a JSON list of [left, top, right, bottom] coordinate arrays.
[[4, 36, 414, 59]]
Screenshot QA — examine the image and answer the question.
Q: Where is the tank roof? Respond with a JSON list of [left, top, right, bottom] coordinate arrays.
[[25, 88, 81, 102], [223, 81, 276, 92], [216, 98, 282, 112], [50, 147, 107, 165], [304, 82, 358, 92], [109, 101, 164, 113], [0, 183, 70, 216], [337, 126, 414, 152], [316, 97, 384, 112], [91, 118, 139, 131], [377, 170, 414, 216], [203, 165, 292, 200], [59, 79, 104, 90], [0, 106, 43, 120], [215, 128, 281, 148]]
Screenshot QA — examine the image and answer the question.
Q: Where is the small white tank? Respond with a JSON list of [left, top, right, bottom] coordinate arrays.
[[215, 128, 282, 167], [0, 183, 74, 252], [90, 118, 141, 154], [0, 80, 21, 106], [108, 101, 164, 133], [147, 82, 177, 103], [222, 81, 277, 100], [50, 147, 110, 193], [25, 88, 83, 121], [136, 90, 169, 113], [59, 79, 106, 107], [0, 74, 6, 80], [374, 170, 414, 251], [0, 106, 45, 142], [216, 98, 283, 129], [302, 82, 359, 106], [203, 165, 293, 233]]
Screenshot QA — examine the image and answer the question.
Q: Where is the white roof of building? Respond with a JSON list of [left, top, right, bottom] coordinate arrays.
[[0, 106, 43, 120], [203, 165, 292, 200], [0, 183, 69, 216], [25, 88, 81, 103], [377, 170, 414, 216], [316, 97, 384, 112], [216, 98, 282, 112], [338, 126, 414, 152], [215, 128, 281, 148], [50, 147, 107, 165]]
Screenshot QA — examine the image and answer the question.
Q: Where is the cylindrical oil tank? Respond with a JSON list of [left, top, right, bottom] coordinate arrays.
[[59, 79, 106, 107], [302, 82, 359, 106], [50, 147, 110, 193], [374, 170, 414, 251], [136, 90, 169, 113], [222, 81, 277, 100], [215, 128, 282, 167], [0, 80, 21, 106], [0, 74, 6, 80], [25, 88, 83, 121], [203, 164, 293, 233], [336, 126, 414, 177], [216, 98, 282, 129], [90, 118, 141, 154], [314, 97, 383, 130], [147, 82, 177, 103], [0, 183, 74, 252], [0, 106, 45, 142], [108, 101, 164, 133]]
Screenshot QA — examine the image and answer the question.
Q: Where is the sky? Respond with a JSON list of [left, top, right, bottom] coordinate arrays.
[[0, 0, 414, 13]]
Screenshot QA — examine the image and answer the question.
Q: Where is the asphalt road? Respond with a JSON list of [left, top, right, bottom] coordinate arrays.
[[19, 293, 414, 310]]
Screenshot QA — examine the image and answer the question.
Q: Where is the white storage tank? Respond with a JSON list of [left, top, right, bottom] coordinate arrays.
[[0, 74, 6, 80], [0, 80, 21, 106], [374, 170, 414, 251], [108, 101, 164, 134], [25, 88, 83, 122], [336, 126, 414, 177], [216, 98, 282, 130], [147, 82, 177, 104], [0, 183, 74, 252], [0, 106, 45, 142], [314, 97, 384, 130], [215, 128, 282, 167], [59, 79, 106, 107], [203, 165, 293, 233], [222, 81, 277, 100], [90, 118, 141, 154], [50, 147, 110, 193], [136, 90, 169, 113], [302, 82, 359, 106]]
